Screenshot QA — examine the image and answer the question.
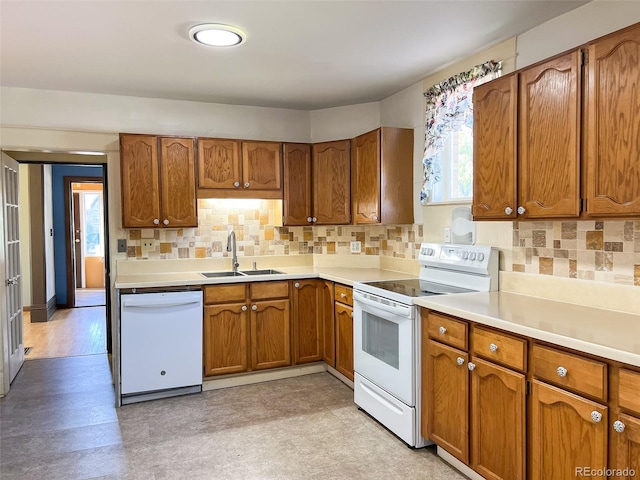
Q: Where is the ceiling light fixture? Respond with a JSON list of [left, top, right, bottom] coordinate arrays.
[[189, 24, 246, 47]]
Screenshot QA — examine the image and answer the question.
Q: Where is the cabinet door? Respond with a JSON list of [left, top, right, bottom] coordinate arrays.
[[610, 413, 640, 480], [335, 302, 354, 381], [472, 74, 518, 220], [159, 137, 197, 227], [586, 23, 640, 216], [283, 143, 312, 226], [120, 134, 160, 227], [470, 357, 526, 480], [423, 339, 469, 464], [203, 303, 248, 376], [519, 51, 581, 218], [313, 140, 351, 225], [321, 281, 336, 367], [242, 141, 282, 191], [352, 129, 380, 224], [531, 380, 608, 480], [291, 279, 322, 364], [250, 299, 290, 370], [197, 138, 241, 190]]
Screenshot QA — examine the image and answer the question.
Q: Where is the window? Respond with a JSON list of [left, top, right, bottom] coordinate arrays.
[[82, 191, 104, 257], [421, 61, 501, 205]]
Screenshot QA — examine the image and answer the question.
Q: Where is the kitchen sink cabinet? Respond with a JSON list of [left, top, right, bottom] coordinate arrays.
[[291, 279, 331, 365], [334, 283, 354, 381], [197, 138, 283, 199], [312, 140, 352, 225], [120, 134, 197, 228], [473, 50, 581, 220], [282, 143, 313, 226], [351, 128, 414, 225], [250, 298, 290, 370], [585, 22, 640, 217], [203, 302, 249, 376]]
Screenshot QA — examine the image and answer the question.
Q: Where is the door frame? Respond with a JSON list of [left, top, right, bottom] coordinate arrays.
[[64, 176, 105, 309]]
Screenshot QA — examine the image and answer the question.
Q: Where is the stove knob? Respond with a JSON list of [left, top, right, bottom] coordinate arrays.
[[469, 252, 477, 261], [429, 248, 435, 256], [477, 252, 485, 262], [461, 251, 469, 260]]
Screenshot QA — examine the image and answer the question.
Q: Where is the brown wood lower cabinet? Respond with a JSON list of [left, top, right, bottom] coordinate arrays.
[[321, 281, 336, 367], [531, 380, 608, 480], [251, 299, 290, 370], [335, 284, 354, 381], [203, 303, 248, 376], [610, 413, 640, 479], [291, 279, 333, 365]]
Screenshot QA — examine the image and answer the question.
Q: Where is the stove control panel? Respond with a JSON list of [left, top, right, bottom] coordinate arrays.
[[419, 243, 497, 274]]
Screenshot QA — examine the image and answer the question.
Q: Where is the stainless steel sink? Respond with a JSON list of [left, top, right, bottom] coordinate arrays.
[[240, 269, 285, 275], [200, 271, 247, 278]]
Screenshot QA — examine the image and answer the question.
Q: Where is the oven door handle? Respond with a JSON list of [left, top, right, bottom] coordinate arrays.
[[353, 291, 412, 318]]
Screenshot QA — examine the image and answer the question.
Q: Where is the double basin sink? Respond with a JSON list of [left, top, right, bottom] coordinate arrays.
[[200, 269, 286, 278]]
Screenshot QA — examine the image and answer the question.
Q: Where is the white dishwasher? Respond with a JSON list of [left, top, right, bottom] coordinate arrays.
[[120, 290, 203, 404]]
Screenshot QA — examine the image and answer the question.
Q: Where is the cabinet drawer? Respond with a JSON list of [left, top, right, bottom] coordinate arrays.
[[619, 368, 640, 416], [204, 284, 246, 304], [472, 327, 526, 371], [427, 312, 467, 350], [532, 344, 607, 401], [250, 281, 289, 300], [335, 284, 353, 306]]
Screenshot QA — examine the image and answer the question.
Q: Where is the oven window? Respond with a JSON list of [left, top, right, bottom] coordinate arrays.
[[362, 311, 399, 369]]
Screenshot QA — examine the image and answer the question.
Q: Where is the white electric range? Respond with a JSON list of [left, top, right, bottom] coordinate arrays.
[[352, 242, 499, 447]]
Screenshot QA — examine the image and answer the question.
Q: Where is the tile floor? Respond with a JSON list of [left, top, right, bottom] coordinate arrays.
[[0, 355, 465, 480]]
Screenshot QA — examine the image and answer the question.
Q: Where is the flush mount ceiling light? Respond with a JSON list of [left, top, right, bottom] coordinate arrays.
[[189, 23, 246, 47]]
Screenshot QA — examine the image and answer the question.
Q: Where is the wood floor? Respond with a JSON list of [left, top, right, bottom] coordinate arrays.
[[74, 288, 106, 307], [23, 307, 107, 360]]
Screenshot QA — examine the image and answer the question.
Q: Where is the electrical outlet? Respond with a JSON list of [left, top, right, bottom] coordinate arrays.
[[117, 239, 127, 253], [350, 241, 362, 253], [444, 227, 451, 243], [141, 239, 156, 251]]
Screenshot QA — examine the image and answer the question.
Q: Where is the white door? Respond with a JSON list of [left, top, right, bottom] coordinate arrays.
[[2, 154, 24, 384]]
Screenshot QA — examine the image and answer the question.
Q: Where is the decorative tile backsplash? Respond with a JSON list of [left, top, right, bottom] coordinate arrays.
[[512, 220, 640, 286], [126, 199, 425, 260]]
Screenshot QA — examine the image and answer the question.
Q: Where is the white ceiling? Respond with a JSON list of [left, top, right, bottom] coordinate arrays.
[[0, 0, 588, 111]]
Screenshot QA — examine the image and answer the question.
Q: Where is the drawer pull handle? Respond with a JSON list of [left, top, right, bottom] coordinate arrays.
[[241, 305, 247, 311], [439, 326, 447, 335], [591, 411, 603, 423], [468, 362, 476, 371], [456, 357, 464, 366], [556, 366, 568, 377], [613, 420, 626, 433], [489, 343, 498, 352]]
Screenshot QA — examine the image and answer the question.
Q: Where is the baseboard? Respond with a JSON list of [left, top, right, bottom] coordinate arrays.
[[437, 446, 486, 480], [326, 365, 354, 389], [22, 305, 31, 312], [202, 362, 328, 392], [46, 295, 57, 320]]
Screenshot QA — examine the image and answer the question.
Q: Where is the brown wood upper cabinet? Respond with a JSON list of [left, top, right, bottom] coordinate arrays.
[[351, 128, 414, 225], [197, 138, 283, 199], [311, 140, 351, 225], [282, 143, 313, 225], [586, 22, 640, 217], [120, 134, 197, 228], [473, 50, 581, 220]]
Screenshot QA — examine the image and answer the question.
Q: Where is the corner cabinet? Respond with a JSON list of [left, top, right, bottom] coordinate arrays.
[[586, 22, 640, 216], [282, 143, 313, 226], [197, 138, 283, 199], [120, 134, 197, 228], [291, 279, 331, 365], [312, 140, 352, 225], [351, 128, 414, 225]]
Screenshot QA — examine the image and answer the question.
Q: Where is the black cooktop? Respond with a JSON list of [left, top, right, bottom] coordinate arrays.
[[363, 279, 474, 298]]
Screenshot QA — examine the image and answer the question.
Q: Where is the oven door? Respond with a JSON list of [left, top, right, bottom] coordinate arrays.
[[353, 290, 415, 406]]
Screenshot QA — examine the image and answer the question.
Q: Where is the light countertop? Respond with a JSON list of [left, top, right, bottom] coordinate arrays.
[[415, 291, 640, 367]]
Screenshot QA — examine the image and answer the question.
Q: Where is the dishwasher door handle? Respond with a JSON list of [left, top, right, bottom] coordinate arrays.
[[121, 296, 202, 309]]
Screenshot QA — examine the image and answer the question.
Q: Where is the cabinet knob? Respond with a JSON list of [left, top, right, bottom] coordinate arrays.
[[153, 218, 160, 225], [439, 326, 447, 335], [591, 411, 603, 423], [241, 305, 247, 311], [517, 206, 526, 215], [504, 207, 513, 215], [340, 293, 347, 298], [613, 420, 626, 433], [350, 312, 354, 318], [489, 343, 498, 352], [294, 282, 300, 288], [163, 219, 169, 225], [457, 357, 464, 366], [251, 305, 257, 311], [312, 217, 317, 222], [556, 366, 568, 377], [468, 362, 476, 371], [307, 217, 313, 223], [244, 182, 250, 188], [372, 215, 378, 221], [234, 181, 240, 188]]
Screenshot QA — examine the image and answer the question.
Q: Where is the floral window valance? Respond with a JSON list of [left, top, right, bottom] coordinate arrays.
[[420, 60, 502, 204]]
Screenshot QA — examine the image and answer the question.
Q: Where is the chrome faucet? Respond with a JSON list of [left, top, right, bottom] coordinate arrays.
[[227, 229, 239, 273]]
